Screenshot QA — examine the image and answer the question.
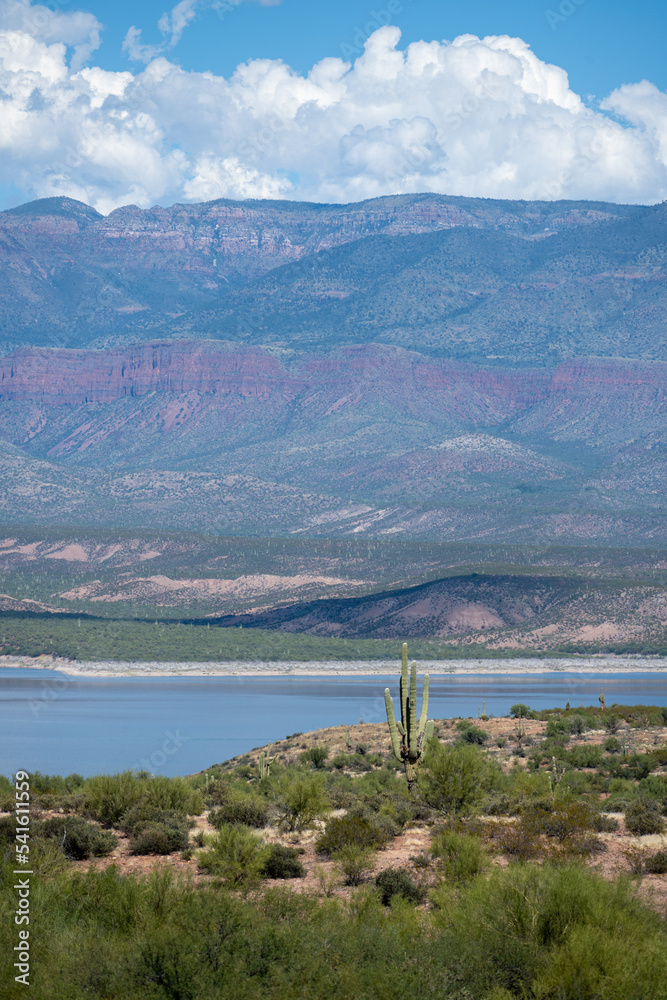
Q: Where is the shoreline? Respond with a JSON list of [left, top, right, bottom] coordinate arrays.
[[1, 653, 665, 678]]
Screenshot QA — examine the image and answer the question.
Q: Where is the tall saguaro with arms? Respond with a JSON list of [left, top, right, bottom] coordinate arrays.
[[384, 643, 434, 793]]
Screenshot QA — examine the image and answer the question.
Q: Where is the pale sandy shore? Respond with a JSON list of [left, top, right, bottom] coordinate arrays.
[[0, 653, 665, 678]]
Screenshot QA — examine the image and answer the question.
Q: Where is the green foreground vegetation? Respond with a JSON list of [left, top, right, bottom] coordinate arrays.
[[2, 700, 667, 999], [3, 612, 667, 661]]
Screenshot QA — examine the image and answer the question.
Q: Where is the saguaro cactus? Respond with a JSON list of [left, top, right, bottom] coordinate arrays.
[[258, 743, 275, 780], [384, 643, 434, 792], [599, 687, 605, 710]]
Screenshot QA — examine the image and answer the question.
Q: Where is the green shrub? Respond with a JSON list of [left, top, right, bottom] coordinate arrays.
[[275, 774, 329, 831], [443, 863, 667, 998], [334, 845, 376, 886], [201, 776, 234, 805], [39, 816, 117, 860], [375, 867, 426, 905], [130, 822, 189, 855], [456, 722, 489, 745], [0, 814, 18, 846], [300, 746, 329, 769], [209, 796, 269, 829], [495, 802, 602, 862], [316, 813, 392, 855], [499, 768, 553, 814], [29, 772, 85, 796], [546, 717, 569, 737], [261, 844, 305, 879], [430, 829, 488, 881], [604, 736, 622, 753], [84, 772, 145, 826], [644, 850, 667, 875], [567, 744, 603, 768], [592, 812, 619, 832], [141, 775, 203, 815], [638, 775, 667, 813], [419, 741, 498, 815], [510, 704, 530, 718], [119, 802, 193, 837], [568, 714, 587, 736], [329, 752, 373, 772], [625, 800, 665, 836], [198, 824, 269, 892]]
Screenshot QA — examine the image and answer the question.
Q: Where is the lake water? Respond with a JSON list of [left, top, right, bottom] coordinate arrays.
[[1, 666, 666, 777]]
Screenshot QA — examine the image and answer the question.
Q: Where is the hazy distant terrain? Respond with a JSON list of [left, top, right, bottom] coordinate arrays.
[[0, 528, 665, 657], [1, 193, 665, 654], [0, 341, 664, 542]]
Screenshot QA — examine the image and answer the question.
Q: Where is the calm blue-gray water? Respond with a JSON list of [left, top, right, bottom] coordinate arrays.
[[1, 667, 666, 777]]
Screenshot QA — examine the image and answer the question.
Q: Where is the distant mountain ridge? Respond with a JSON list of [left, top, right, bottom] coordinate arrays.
[[1, 193, 666, 362]]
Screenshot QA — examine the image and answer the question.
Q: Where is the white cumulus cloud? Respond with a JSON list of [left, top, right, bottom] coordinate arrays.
[[0, 0, 101, 70], [1, 8, 667, 213], [125, 0, 282, 64]]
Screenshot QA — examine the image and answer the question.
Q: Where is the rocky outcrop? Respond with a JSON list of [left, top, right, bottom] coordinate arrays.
[[0, 342, 663, 430], [0, 342, 295, 405]]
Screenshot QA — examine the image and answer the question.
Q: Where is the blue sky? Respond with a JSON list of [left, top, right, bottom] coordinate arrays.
[[76, 0, 667, 101], [0, 0, 666, 211]]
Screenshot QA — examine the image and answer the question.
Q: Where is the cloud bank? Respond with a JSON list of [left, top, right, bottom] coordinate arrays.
[[1, 1, 667, 213]]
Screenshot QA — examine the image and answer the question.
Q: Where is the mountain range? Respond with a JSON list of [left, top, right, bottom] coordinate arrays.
[[1, 192, 666, 362], [0, 193, 665, 549]]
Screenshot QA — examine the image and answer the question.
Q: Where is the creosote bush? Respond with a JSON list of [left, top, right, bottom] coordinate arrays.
[[456, 721, 489, 745], [84, 772, 202, 827], [129, 822, 189, 856], [375, 867, 426, 905], [209, 796, 269, 829], [300, 745, 329, 769], [624, 799, 665, 836], [120, 803, 193, 838], [316, 813, 392, 855], [334, 845, 376, 886], [39, 816, 117, 860], [275, 774, 329, 831], [198, 824, 269, 892], [419, 740, 498, 815], [644, 850, 667, 875], [430, 829, 488, 881], [261, 844, 305, 879], [494, 800, 604, 861]]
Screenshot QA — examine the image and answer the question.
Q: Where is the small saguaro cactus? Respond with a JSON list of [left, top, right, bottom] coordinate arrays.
[[384, 643, 434, 792], [599, 687, 606, 710], [258, 743, 275, 780]]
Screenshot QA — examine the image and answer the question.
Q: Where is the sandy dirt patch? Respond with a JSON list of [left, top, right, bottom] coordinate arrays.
[[58, 573, 369, 604], [45, 544, 89, 562]]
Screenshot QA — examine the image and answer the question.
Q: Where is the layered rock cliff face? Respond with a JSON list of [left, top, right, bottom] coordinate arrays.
[[0, 340, 664, 543], [0, 342, 663, 440]]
